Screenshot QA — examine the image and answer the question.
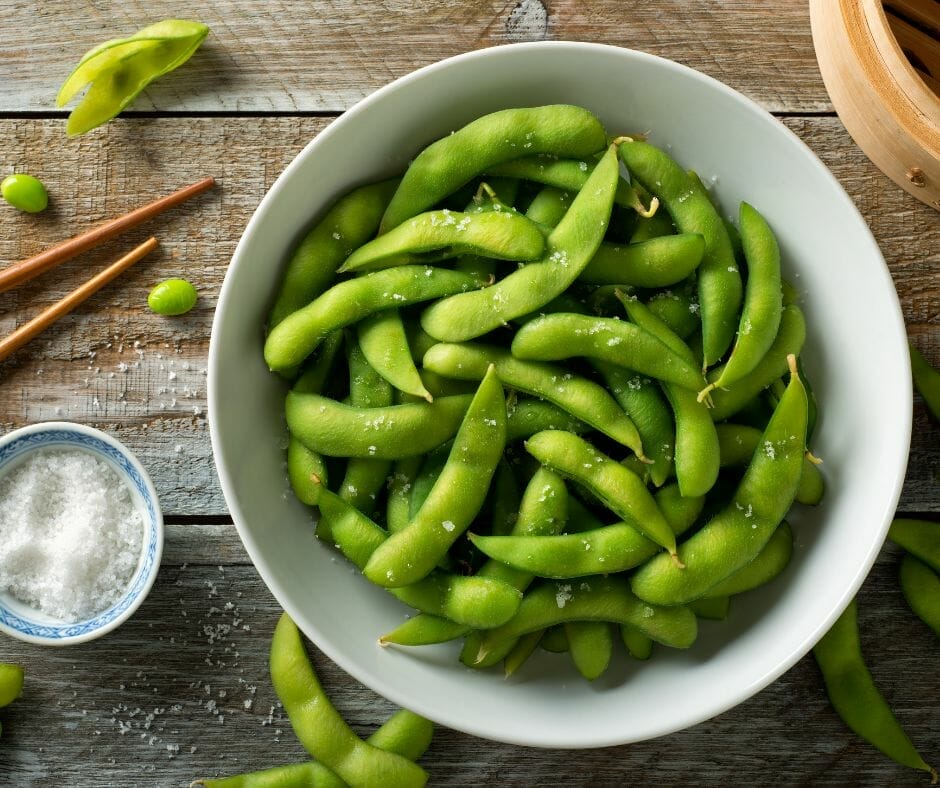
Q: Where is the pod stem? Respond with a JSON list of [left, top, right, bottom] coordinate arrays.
[[805, 450, 823, 465], [697, 382, 717, 405], [670, 550, 686, 570]]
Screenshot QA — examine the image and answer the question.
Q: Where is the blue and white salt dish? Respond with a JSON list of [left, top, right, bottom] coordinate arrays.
[[0, 422, 163, 645]]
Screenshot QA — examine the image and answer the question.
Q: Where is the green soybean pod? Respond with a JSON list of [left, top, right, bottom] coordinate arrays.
[[268, 179, 399, 328], [0, 663, 24, 708], [422, 341, 646, 457], [474, 576, 698, 664], [813, 600, 936, 781], [688, 596, 729, 620], [565, 621, 613, 681], [408, 443, 451, 518], [910, 343, 940, 421], [379, 614, 471, 647], [702, 522, 794, 599], [619, 140, 742, 368], [631, 355, 807, 606], [620, 625, 653, 660], [899, 555, 940, 636], [524, 430, 679, 560], [647, 281, 701, 340], [381, 105, 607, 232], [707, 304, 807, 422], [889, 519, 940, 573], [419, 144, 619, 341], [510, 313, 706, 392], [270, 614, 428, 788], [265, 266, 478, 373], [386, 456, 423, 534], [579, 234, 705, 288], [363, 366, 507, 587], [539, 625, 570, 653], [594, 361, 675, 487], [700, 202, 783, 401], [286, 392, 472, 459], [358, 308, 433, 402], [524, 186, 572, 228], [506, 398, 589, 443], [287, 437, 329, 507], [340, 209, 545, 273], [630, 208, 675, 243], [503, 630, 545, 677], [715, 423, 824, 505], [489, 458, 521, 536]]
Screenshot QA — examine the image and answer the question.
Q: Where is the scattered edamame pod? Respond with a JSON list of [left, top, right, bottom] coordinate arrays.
[[57, 20, 210, 136], [910, 343, 940, 421], [888, 519, 940, 573], [0, 663, 24, 708], [270, 613, 428, 788], [148, 278, 198, 315], [813, 600, 936, 781], [1, 173, 48, 213], [898, 554, 940, 636]]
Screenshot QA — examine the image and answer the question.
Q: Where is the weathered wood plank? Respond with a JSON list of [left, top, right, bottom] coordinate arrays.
[[0, 0, 831, 114], [0, 116, 937, 516], [0, 529, 935, 785]]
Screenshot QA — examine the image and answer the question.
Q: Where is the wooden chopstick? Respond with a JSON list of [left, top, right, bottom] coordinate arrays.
[[0, 237, 158, 364], [0, 176, 214, 294]]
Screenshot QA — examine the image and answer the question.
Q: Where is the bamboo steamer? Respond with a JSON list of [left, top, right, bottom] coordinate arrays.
[[810, 0, 940, 211]]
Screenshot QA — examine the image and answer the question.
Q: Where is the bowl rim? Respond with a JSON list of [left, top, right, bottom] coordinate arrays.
[[208, 40, 911, 747], [0, 421, 164, 646]]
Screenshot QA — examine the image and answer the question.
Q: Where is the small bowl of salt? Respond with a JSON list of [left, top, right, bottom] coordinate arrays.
[[0, 422, 162, 645]]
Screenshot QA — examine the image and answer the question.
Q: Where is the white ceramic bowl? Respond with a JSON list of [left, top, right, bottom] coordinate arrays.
[[0, 422, 163, 645], [209, 42, 911, 747]]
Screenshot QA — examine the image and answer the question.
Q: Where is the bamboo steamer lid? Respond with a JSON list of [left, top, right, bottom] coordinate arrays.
[[810, 0, 940, 211]]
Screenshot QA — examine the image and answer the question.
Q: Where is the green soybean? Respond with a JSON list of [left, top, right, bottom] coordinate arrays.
[[270, 614, 428, 788], [1, 173, 48, 213], [565, 621, 613, 681], [511, 312, 705, 392], [647, 281, 701, 340], [422, 341, 646, 457], [898, 555, 940, 636], [524, 186, 572, 228], [702, 522, 793, 599], [340, 209, 545, 273], [286, 392, 472, 459], [619, 140, 742, 368], [503, 630, 545, 677], [287, 437, 329, 506], [688, 596, 729, 620], [506, 398, 589, 442], [620, 625, 653, 660], [579, 234, 705, 288], [474, 576, 698, 664], [419, 144, 619, 341], [358, 309, 433, 402], [630, 208, 675, 242], [265, 265, 478, 373], [631, 355, 807, 605], [268, 179, 398, 328], [381, 105, 606, 232], [147, 278, 197, 315], [910, 343, 940, 420], [813, 600, 936, 780], [363, 366, 507, 587], [386, 456, 423, 534], [525, 430, 679, 559], [888, 519, 940, 573]]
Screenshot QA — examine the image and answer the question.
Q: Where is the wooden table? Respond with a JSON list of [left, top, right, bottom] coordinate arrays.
[[0, 2, 937, 785]]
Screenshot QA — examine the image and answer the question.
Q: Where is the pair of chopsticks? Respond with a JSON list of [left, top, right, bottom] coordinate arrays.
[[0, 176, 216, 364]]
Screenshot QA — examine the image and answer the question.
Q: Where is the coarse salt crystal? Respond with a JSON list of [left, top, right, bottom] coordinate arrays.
[[0, 449, 143, 621]]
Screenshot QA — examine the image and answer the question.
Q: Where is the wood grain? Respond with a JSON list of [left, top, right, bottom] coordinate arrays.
[[0, 0, 831, 115], [0, 115, 936, 515], [0, 525, 934, 786]]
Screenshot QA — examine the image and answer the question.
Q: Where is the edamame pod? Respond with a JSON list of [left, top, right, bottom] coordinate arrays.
[[716, 423, 824, 505], [813, 601, 936, 781], [702, 522, 793, 599], [287, 437, 328, 506], [364, 366, 507, 587], [270, 614, 428, 788], [317, 486, 521, 628], [631, 355, 807, 605], [422, 342, 646, 457], [0, 663, 23, 707], [910, 343, 940, 420], [381, 105, 607, 232], [620, 626, 653, 660], [525, 431, 679, 559], [630, 208, 675, 242], [647, 281, 701, 340], [475, 576, 698, 663], [419, 144, 619, 341], [265, 266, 479, 373], [898, 555, 940, 636], [268, 179, 399, 328], [286, 392, 472, 459], [707, 304, 807, 422], [358, 309, 433, 402], [340, 209, 545, 273], [524, 186, 572, 228], [688, 596, 729, 620], [503, 630, 544, 677], [387, 456, 423, 534], [619, 140, 742, 368], [506, 398, 589, 442], [579, 234, 705, 288], [699, 202, 783, 400], [470, 482, 702, 579], [889, 518, 940, 573], [510, 313, 705, 392], [565, 621, 613, 681]]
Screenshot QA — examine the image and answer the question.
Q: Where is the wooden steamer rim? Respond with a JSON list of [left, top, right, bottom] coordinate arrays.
[[810, 0, 940, 211]]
